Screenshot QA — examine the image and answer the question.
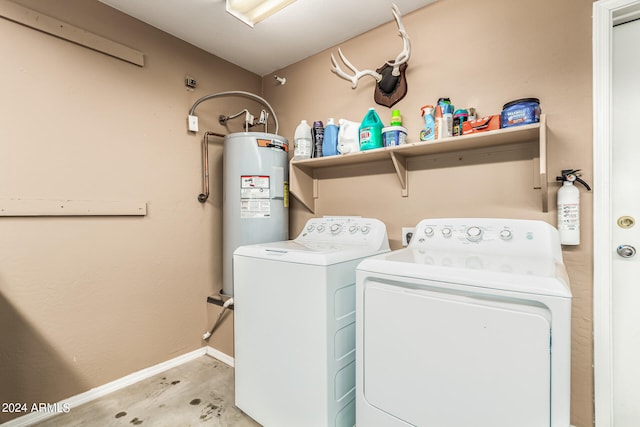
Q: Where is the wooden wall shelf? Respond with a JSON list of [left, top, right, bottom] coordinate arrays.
[[289, 114, 547, 213]]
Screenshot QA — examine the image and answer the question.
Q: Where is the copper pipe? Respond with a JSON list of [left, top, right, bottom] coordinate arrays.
[[198, 132, 225, 203]]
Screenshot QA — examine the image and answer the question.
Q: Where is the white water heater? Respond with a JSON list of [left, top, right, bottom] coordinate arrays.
[[222, 132, 289, 296]]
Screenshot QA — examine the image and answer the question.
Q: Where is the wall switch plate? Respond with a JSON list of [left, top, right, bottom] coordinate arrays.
[[188, 115, 199, 132], [402, 227, 416, 246]]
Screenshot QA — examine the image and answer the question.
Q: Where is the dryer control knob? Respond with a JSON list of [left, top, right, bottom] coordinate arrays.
[[441, 228, 452, 238], [424, 226, 434, 237], [361, 226, 370, 234], [330, 224, 342, 234], [499, 229, 513, 240], [349, 225, 358, 234], [316, 225, 325, 233], [306, 224, 315, 232], [466, 226, 483, 242]]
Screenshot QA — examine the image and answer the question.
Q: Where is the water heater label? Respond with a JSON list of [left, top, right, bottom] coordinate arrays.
[[240, 175, 271, 218]]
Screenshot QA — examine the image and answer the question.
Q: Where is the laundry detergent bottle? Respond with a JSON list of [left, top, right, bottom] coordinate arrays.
[[293, 120, 312, 160], [337, 119, 360, 154], [359, 108, 383, 151], [322, 118, 339, 157]]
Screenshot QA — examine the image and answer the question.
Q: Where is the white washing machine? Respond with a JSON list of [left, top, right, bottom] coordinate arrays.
[[233, 216, 390, 427], [356, 218, 572, 427]]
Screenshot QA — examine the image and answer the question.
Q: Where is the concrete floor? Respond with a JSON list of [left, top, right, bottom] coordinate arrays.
[[33, 356, 261, 427]]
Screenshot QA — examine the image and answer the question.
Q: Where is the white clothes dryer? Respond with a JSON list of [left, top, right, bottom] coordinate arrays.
[[356, 218, 572, 427], [234, 216, 390, 427]]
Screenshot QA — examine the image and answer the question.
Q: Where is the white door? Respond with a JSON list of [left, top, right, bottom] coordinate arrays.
[[611, 17, 640, 426]]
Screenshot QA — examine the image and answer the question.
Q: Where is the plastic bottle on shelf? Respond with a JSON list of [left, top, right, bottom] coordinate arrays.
[[312, 120, 324, 158], [420, 105, 435, 141], [434, 105, 443, 139], [390, 109, 402, 126], [435, 98, 453, 139], [359, 108, 383, 151], [293, 120, 312, 160], [337, 119, 360, 154], [441, 103, 454, 138], [322, 118, 339, 157], [453, 109, 469, 136]]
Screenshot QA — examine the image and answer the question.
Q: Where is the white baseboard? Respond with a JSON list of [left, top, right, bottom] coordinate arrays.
[[205, 345, 234, 367], [2, 346, 233, 427]]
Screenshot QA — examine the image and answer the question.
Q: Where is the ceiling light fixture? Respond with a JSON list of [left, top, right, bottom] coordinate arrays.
[[226, 0, 297, 27]]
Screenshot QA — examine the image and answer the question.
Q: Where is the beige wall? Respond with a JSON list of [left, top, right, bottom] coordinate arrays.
[[0, 0, 260, 422], [264, 0, 594, 426], [1, 0, 595, 426]]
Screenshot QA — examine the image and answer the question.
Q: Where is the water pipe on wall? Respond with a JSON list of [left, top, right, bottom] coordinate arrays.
[[198, 131, 225, 203], [202, 297, 234, 340], [219, 108, 269, 132], [188, 90, 279, 134]]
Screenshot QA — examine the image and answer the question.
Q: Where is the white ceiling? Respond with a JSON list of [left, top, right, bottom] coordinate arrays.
[[98, 0, 437, 76]]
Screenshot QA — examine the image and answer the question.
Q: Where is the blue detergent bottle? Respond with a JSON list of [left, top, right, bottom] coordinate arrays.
[[359, 108, 383, 151], [322, 118, 339, 156]]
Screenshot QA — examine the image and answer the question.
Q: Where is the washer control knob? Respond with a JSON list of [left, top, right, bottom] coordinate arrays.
[[306, 224, 315, 232], [424, 226, 434, 237], [466, 226, 483, 242], [316, 225, 325, 233], [330, 224, 342, 234], [361, 225, 370, 234], [349, 225, 358, 234], [499, 229, 513, 241], [441, 228, 452, 238]]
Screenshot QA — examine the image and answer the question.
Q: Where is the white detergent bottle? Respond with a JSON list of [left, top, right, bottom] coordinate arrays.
[[337, 119, 361, 154], [293, 120, 312, 160]]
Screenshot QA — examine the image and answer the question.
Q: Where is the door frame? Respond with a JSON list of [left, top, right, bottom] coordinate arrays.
[[593, 0, 640, 425]]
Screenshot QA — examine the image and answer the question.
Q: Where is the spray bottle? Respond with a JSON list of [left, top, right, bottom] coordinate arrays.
[[556, 169, 591, 245], [419, 105, 435, 141]]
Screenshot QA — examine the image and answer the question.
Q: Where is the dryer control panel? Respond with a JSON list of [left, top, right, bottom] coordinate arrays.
[[296, 216, 390, 251], [410, 218, 562, 260]]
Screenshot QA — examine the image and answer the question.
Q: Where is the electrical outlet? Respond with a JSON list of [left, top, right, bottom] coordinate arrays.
[[188, 115, 199, 132], [402, 227, 416, 246]]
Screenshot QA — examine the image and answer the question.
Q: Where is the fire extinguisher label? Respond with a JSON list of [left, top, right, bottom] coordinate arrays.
[[240, 175, 271, 218]]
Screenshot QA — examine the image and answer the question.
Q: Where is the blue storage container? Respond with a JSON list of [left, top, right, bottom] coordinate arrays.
[[501, 98, 540, 128]]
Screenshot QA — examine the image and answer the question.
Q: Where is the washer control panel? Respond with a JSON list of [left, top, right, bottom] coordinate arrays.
[[297, 216, 390, 250], [409, 218, 561, 258]]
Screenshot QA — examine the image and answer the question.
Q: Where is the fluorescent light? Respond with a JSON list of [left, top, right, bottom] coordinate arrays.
[[226, 0, 296, 27]]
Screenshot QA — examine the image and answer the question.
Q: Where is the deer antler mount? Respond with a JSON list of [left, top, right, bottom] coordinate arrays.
[[330, 3, 411, 108]]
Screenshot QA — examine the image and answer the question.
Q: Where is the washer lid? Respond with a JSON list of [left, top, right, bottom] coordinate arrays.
[[234, 240, 389, 265], [357, 248, 571, 298]]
